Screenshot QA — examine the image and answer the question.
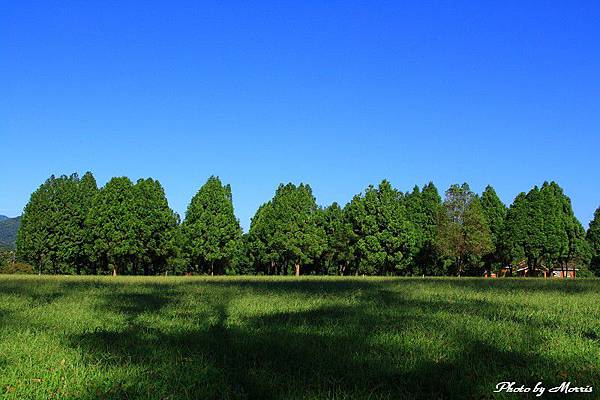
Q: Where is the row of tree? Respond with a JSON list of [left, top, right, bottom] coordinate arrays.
[[15, 172, 600, 276]]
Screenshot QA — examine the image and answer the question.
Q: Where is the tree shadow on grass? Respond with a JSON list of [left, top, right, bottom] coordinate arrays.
[[62, 281, 600, 400], [437, 277, 599, 294], [0, 279, 69, 307]]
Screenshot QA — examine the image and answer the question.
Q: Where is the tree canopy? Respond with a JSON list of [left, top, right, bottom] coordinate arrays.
[[436, 183, 494, 276], [586, 207, 600, 275], [345, 180, 417, 275], [247, 183, 325, 276], [17, 172, 98, 274], [502, 182, 589, 275], [182, 176, 242, 275], [480, 185, 507, 272], [14, 173, 597, 277]]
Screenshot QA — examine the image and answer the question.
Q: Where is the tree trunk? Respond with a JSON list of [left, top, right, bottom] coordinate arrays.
[[112, 266, 117, 276], [341, 261, 348, 276], [295, 262, 301, 277]]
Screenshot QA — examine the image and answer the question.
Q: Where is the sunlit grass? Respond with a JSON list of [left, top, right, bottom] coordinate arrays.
[[0, 276, 599, 399]]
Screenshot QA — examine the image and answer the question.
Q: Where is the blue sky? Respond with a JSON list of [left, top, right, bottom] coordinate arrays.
[[2, 1, 599, 230]]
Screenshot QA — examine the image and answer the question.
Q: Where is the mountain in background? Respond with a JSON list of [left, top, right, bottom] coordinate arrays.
[[0, 216, 21, 249]]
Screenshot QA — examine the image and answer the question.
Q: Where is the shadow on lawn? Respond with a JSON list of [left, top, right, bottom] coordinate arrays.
[[61, 281, 600, 400], [437, 277, 598, 294], [2, 277, 598, 398], [0, 279, 69, 306]]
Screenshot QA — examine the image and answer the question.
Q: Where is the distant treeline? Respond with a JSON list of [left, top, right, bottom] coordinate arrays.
[[12, 172, 600, 277]]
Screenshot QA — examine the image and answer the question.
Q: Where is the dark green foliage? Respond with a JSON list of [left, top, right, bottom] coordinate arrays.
[[480, 185, 507, 272], [86, 177, 178, 275], [587, 207, 600, 276], [132, 178, 180, 275], [182, 176, 242, 275], [165, 224, 188, 275], [481, 185, 506, 246], [247, 183, 326, 275], [0, 216, 21, 248], [247, 202, 278, 274], [558, 187, 591, 274], [502, 182, 589, 275], [345, 180, 417, 275], [17, 173, 98, 274], [315, 202, 356, 275], [436, 183, 494, 276], [86, 177, 138, 275], [405, 183, 444, 275], [11, 173, 595, 276]]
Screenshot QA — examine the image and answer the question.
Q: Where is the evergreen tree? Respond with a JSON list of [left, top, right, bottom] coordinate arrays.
[[553, 183, 590, 275], [132, 178, 179, 275], [75, 172, 98, 274], [345, 180, 417, 275], [247, 183, 325, 276], [405, 182, 443, 275], [274, 183, 326, 276], [86, 177, 139, 275], [247, 202, 279, 274], [17, 172, 98, 274], [502, 182, 585, 275], [317, 202, 356, 275], [501, 192, 530, 269], [17, 177, 54, 273], [480, 185, 507, 273], [165, 223, 188, 275], [182, 176, 242, 275], [436, 183, 494, 276], [587, 208, 600, 276]]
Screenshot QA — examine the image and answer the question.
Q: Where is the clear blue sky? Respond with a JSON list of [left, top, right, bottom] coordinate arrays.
[[2, 1, 599, 230]]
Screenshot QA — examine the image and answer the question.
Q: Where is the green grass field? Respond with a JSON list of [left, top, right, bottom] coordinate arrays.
[[0, 276, 599, 399]]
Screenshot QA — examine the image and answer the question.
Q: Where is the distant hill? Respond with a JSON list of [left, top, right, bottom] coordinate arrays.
[[0, 216, 21, 249]]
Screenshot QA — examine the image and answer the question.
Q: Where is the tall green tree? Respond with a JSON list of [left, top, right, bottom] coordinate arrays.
[[247, 183, 325, 276], [86, 177, 139, 275], [182, 176, 242, 275], [75, 172, 99, 274], [165, 223, 188, 275], [16, 176, 55, 273], [316, 202, 356, 275], [587, 208, 600, 276], [502, 182, 586, 275], [501, 192, 532, 270], [436, 183, 494, 276], [480, 185, 507, 272], [132, 178, 179, 275], [345, 180, 417, 275], [405, 182, 443, 275], [247, 202, 279, 274], [17, 172, 98, 274], [555, 184, 590, 275]]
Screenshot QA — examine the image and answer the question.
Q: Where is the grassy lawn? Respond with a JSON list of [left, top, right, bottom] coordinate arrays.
[[0, 276, 599, 399]]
